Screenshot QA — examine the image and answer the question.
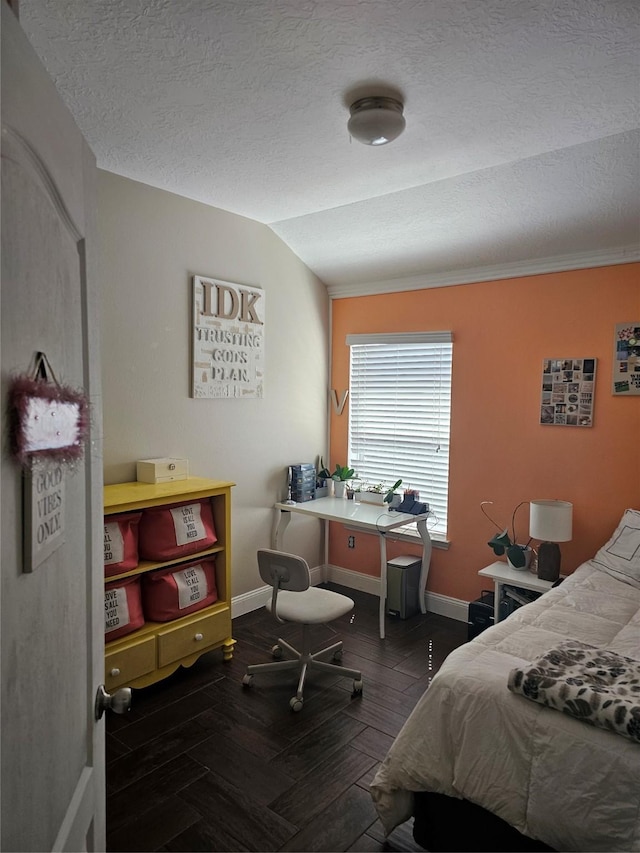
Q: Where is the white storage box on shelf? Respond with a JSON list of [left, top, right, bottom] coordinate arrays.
[[136, 457, 189, 484]]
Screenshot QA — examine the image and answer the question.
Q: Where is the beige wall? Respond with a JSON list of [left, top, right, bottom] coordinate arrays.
[[98, 171, 330, 598]]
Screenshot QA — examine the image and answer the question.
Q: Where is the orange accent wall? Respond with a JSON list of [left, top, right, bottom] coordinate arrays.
[[329, 263, 640, 603]]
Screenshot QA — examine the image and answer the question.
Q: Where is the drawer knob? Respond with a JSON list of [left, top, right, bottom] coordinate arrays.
[[110, 667, 121, 677], [194, 632, 204, 641]]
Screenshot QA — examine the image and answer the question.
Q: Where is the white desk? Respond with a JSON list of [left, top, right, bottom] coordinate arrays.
[[478, 561, 556, 622], [273, 496, 432, 639]]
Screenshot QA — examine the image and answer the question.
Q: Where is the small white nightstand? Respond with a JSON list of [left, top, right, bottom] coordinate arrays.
[[478, 561, 557, 623]]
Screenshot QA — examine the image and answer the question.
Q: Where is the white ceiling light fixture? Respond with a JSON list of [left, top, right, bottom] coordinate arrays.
[[347, 96, 406, 146]]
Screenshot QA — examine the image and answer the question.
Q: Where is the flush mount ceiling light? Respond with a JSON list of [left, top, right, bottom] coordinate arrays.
[[347, 96, 406, 146]]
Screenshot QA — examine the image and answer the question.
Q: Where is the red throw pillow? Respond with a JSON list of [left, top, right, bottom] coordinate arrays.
[[105, 576, 145, 641], [142, 558, 218, 622], [104, 512, 142, 577], [138, 499, 217, 561]]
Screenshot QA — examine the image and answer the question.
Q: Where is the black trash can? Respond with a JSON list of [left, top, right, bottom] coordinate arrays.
[[386, 555, 422, 619]]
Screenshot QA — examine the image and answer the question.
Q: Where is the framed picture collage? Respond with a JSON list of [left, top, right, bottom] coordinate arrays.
[[613, 323, 640, 395], [540, 358, 596, 427]]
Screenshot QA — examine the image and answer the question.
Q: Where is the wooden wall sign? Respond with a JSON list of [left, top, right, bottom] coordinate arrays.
[[330, 389, 349, 415], [192, 275, 265, 399], [24, 464, 66, 572], [7, 353, 85, 573]]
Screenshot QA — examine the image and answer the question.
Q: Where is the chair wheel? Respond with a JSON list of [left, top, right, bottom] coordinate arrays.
[[271, 644, 283, 660], [242, 674, 254, 688], [332, 649, 343, 661], [352, 679, 363, 696], [289, 696, 304, 712]]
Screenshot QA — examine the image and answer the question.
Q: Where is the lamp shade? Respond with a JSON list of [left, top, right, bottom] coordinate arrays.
[[529, 500, 573, 542], [347, 97, 406, 146]]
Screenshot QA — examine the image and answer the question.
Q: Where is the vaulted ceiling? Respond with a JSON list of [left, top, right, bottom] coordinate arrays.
[[19, 0, 640, 296]]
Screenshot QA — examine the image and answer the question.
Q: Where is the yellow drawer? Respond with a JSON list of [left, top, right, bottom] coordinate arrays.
[[105, 635, 156, 690], [157, 607, 230, 668]]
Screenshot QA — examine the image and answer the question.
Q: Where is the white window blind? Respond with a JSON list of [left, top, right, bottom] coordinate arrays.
[[347, 332, 453, 537]]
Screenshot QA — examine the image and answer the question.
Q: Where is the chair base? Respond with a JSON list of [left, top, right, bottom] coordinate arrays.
[[243, 624, 363, 711]]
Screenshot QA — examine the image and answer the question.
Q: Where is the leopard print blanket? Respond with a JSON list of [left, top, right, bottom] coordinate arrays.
[[508, 640, 640, 744]]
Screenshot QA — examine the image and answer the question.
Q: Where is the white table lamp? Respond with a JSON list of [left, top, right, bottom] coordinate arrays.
[[529, 500, 573, 581]]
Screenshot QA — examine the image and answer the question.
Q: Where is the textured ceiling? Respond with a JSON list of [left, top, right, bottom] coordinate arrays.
[[18, 0, 640, 294]]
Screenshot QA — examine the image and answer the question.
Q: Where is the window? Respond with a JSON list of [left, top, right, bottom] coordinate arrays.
[[347, 332, 453, 538]]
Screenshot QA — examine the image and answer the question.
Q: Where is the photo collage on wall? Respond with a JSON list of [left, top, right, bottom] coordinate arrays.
[[540, 358, 597, 427], [612, 323, 640, 395]]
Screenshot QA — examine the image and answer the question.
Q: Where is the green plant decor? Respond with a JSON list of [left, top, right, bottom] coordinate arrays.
[[384, 479, 403, 503], [332, 464, 355, 482], [481, 500, 532, 569], [317, 457, 331, 482]]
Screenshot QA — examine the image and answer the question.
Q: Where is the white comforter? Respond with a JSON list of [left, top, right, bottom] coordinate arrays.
[[370, 562, 640, 852]]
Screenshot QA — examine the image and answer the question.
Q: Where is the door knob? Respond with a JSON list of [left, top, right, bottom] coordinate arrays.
[[94, 684, 132, 720]]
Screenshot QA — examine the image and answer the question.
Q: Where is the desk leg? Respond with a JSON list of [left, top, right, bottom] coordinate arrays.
[[273, 510, 291, 551], [323, 518, 329, 583], [493, 580, 503, 623], [379, 534, 387, 640], [415, 519, 432, 615]]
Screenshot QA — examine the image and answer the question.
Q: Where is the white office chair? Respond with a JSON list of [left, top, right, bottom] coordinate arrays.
[[242, 548, 363, 711]]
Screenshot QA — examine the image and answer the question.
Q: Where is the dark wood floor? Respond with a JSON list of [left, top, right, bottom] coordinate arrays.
[[105, 584, 468, 852]]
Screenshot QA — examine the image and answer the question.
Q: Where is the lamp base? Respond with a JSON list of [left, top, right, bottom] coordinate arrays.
[[537, 541, 560, 582]]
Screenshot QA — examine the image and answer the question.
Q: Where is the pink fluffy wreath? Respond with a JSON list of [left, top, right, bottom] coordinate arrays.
[[9, 374, 89, 467]]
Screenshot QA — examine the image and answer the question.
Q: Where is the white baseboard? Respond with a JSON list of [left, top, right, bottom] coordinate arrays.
[[231, 564, 325, 618], [424, 590, 468, 623], [325, 563, 468, 622], [231, 563, 468, 623]]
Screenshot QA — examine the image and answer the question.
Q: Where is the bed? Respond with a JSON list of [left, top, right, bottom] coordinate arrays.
[[370, 509, 640, 852]]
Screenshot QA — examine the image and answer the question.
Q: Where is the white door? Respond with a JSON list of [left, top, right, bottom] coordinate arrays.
[[1, 3, 105, 850]]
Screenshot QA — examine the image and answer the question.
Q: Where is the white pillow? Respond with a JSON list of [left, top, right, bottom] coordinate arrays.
[[591, 508, 640, 588]]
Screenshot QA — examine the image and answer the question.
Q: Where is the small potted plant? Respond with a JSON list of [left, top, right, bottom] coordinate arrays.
[[481, 500, 533, 570], [350, 482, 363, 501], [332, 464, 355, 498], [360, 480, 403, 506], [360, 482, 386, 505]]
